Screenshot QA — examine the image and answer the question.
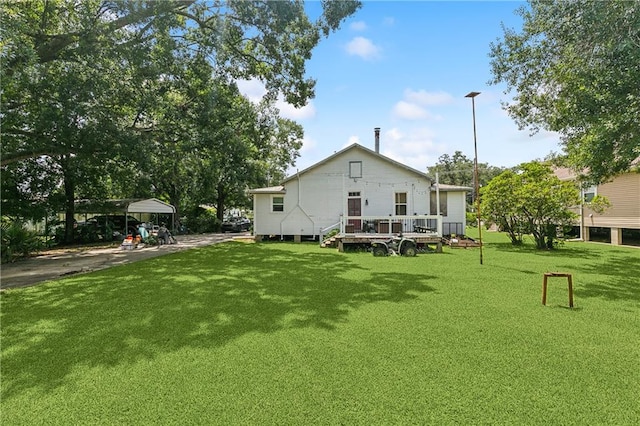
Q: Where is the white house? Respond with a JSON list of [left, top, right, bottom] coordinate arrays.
[[249, 141, 470, 241]]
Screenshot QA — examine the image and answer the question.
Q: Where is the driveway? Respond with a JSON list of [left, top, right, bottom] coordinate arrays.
[[1, 233, 250, 290]]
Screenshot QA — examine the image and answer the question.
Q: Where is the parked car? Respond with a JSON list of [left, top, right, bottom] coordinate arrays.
[[83, 215, 142, 238], [221, 216, 251, 232]]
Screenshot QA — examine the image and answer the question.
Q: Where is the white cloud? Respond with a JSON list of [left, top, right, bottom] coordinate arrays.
[[345, 37, 381, 60], [350, 21, 367, 31], [404, 89, 454, 106], [300, 135, 317, 154], [379, 127, 446, 171], [386, 128, 404, 142], [346, 135, 361, 147], [392, 89, 451, 121], [235, 78, 316, 120], [393, 101, 430, 120], [235, 78, 266, 103], [393, 102, 442, 121], [382, 17, 395, 27], [276, 96, 316, 120]]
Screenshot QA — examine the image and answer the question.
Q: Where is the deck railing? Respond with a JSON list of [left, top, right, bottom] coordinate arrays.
[[319, 221, 341, 245], [340, 215, 443, 236]]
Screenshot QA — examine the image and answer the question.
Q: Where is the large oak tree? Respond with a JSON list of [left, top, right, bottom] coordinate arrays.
[[489, 0, 640, 184], [1, 0, 360, 241]]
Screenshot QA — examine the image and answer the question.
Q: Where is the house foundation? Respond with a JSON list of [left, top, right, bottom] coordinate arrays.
[[611, 227, 622, 245]]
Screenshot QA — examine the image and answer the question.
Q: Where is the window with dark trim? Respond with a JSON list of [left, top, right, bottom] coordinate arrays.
[[583, 185, 597, 202], [272, 196, 284, 212], [349, 161, 362, 178], [395, 192, 407, 215]]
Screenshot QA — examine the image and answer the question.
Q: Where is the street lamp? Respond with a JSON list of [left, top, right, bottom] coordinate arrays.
[[465, 91, 483, 265]]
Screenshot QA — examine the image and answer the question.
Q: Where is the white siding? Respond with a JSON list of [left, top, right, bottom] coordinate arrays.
[[253, 194, 284, 235], [252, 145, 468, 236], [443, 191, 467, 225], [289, 149, 431, 235]]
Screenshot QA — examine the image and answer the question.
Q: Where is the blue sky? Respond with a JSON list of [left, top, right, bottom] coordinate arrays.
[[238, 1, 561, 174]]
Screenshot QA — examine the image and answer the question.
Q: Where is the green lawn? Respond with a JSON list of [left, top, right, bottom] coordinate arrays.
[[2, 232, 639, 425]]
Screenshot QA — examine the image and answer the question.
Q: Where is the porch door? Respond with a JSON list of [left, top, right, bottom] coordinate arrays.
[[347, 197, 362, 232]]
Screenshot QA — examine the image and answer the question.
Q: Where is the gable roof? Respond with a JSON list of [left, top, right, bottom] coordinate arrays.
[[282, 143, 430, 184], [73, 198, 175, 214]]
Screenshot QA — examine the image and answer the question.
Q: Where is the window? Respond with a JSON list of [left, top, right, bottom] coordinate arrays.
[[272, 196, 284, 212], [349, 161, 362, 178], [583, 185, 597, 202], [430, 191, 448, 216], [395, 192, 407, 215], [348, 191, 361, 197]]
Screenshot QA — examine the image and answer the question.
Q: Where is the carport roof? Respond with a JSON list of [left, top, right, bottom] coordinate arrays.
[[74, 198, 176, 214]]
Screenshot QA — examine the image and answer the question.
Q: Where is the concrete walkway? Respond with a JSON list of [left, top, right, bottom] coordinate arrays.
[[1, 233, 249, 290]]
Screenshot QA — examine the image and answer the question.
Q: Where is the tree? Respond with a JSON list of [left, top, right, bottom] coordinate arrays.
[[489, 0, 640, 184], [188, 82, 303, 223], [481, 162, 580, 249], [1, 0, 360, 241], [1, 0, 361, 164], [480, 170, 525, 245], [427, 151, 505, 204]]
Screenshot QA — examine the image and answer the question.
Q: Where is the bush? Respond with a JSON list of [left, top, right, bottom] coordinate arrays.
[[1, 219, 44, 263], [325, 229, 340, 239], [466, 212, 478, 227], [185, 207, 220, 233], [144, 235, 158, 246]]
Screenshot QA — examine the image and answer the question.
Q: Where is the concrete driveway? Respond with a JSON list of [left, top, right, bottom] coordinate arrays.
[[1, 233, 249, 290]]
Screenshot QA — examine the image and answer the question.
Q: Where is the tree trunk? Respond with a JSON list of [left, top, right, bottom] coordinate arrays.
[[62, 157, 76, 244], [216, 182, 226, 222], [167, 180, 182, 232]]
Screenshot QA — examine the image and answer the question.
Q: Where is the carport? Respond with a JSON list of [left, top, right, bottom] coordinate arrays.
[[126, 198, 176, 228], [74, 198, 177, 231]]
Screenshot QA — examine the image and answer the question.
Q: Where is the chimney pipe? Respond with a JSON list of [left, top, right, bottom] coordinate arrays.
[[374, 127, 380, 153]]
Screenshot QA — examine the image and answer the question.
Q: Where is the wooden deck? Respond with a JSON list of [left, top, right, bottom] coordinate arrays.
[[328, 232, 444, 252]]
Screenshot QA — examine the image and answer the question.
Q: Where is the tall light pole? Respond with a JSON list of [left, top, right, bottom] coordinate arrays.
[[465, 91, 483, 265]]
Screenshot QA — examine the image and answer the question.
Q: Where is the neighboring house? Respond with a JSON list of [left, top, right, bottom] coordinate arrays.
[[249, 142, 470, 241], [554, 167, 640, 245]]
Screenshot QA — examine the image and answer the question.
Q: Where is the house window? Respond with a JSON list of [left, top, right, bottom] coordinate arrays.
[[430, 191, 448, 216], [272, 196, 284, 212], [349, 161, 362, 178], [348, 192, 361, 197], [395, 192, 407, 215], [583, 185, 597, 202]]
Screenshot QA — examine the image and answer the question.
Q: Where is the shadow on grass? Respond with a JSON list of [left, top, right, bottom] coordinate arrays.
[[489, 241, 600, 260], [1, 243, 436, 400], [572, 252, 640, 302], [490, 240, 639, 302]]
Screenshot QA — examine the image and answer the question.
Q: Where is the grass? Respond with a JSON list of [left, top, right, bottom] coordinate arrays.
[[1, 232, 639, 425]]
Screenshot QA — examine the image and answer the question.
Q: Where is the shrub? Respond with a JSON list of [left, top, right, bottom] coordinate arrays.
[[325, 229, 340, 239], [466, 212, 478, 227], [144, 235, 158, 246], [1, 219, 44, 263], [185, 207, 220, 233]]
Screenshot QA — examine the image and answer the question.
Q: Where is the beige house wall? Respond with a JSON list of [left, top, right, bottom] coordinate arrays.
[[555, 167, 639, 245], [584, 172, 640, 229]]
